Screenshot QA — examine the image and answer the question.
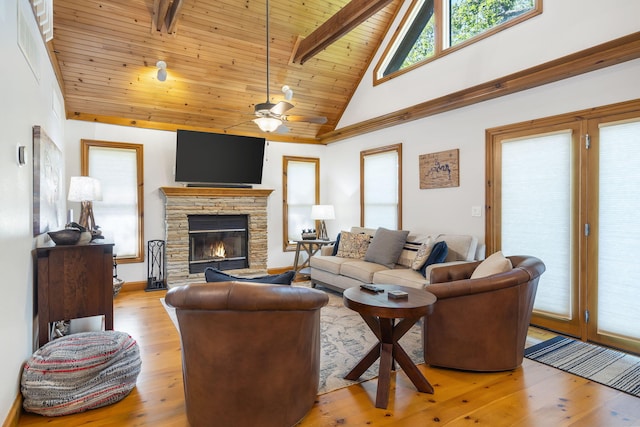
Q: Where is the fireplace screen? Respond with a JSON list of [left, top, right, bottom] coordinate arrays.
[[188, 215, 249, 274]]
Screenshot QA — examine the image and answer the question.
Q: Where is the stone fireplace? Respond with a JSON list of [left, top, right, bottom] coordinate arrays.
[[160, 187, 274, 288]]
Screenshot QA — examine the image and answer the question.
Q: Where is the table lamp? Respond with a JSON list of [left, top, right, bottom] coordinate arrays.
[[311, 205, 335, 240], [67, 176, 102, 232]]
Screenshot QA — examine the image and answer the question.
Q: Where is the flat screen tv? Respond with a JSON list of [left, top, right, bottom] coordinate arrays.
[[175, 130, 266, 186]]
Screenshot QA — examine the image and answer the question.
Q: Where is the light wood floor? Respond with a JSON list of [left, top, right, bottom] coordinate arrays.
[[17, 288, 640, 426]]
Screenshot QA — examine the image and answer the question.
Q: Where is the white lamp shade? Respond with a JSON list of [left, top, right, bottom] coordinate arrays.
[[311, 205, 335, 220], [253, 117, 282, 133], [68, 176, 103, 202]]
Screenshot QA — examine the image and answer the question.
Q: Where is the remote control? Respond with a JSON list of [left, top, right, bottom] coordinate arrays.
[[360, 284, 384, 293]]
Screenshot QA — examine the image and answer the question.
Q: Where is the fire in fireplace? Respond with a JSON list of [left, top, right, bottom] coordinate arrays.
[[188, 215, 249, 274]]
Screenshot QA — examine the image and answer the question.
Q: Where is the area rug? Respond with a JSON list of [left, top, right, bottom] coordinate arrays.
[[160, 286, 423, 394], [524, 336, 640, 398]]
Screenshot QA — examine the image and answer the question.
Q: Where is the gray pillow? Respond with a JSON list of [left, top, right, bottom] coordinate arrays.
[[364, 228, 410, 268]]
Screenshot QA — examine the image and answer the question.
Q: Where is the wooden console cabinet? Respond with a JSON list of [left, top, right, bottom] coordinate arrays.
[[35, 242, 115, 347]]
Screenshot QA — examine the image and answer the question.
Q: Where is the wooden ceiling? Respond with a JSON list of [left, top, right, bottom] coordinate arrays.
[[49, 0, 403, 143]]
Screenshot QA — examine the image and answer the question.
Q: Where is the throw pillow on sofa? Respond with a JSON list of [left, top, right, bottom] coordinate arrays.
[[331, 232, 341, 256], [204, 268, 296, 285], [411, 238, 434, 270], [470, 251, 512, 279], [419, 241, 448, 278], [364, 227, 410, 268], [335, 231, 371, 259]]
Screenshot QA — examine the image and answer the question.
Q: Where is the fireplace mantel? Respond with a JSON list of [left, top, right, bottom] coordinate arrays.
[[160, 187, 274, 198]]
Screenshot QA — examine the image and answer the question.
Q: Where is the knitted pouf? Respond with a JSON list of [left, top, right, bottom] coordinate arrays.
[[21, 330, 142, 416]]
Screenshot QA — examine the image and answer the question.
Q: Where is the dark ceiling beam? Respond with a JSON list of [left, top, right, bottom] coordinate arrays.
[[166, 0, 184, 34], [293, 0, 395, 64], [153, 0, 170, 32], [152, 0, 182, 34]]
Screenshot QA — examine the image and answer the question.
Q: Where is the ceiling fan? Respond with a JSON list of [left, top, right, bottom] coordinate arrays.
[[252, 0, 327, 133]]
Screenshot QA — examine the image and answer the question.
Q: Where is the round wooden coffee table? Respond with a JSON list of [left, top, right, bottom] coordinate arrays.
[[342, 284, 437, 409]]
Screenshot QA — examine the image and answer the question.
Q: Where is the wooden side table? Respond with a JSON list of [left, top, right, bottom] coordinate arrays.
[[34, 242, 115, 347], [292, 239, 335, 276], [343, 285, 437, 409]]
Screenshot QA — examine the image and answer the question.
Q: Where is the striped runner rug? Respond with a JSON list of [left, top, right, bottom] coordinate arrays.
[[525, 336, 640, 398]]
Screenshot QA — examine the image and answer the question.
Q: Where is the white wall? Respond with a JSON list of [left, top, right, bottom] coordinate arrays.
[[63, 123, 327, 282], [341, 0, 640, 126], [325, 0, 640, 241], [0, 0, 65, 420], [325, 60, 640, 242]]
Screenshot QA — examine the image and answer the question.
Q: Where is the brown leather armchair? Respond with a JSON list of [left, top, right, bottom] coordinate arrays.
[[165, 281, 329, 427], [422, 255, 545, 372]]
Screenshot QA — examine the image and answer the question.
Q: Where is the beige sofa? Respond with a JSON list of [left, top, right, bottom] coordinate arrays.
[[310, 227, 485, 292]]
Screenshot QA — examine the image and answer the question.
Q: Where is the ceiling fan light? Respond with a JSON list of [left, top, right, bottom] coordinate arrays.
[[253, 117, 282, 132]]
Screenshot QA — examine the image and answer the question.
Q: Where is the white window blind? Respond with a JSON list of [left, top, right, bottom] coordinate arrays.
[[89, 146, 139, 258], [501, 131, 573, 319], [363, 150, 399, 229], [597, 120, 640, 340], [286, 160, 317, 242]]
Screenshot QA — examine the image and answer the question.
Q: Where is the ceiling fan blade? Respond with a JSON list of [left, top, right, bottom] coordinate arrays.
[[282, 115, 328, 124], [276, 124, 290, 134], [270, 101, 294, 116]]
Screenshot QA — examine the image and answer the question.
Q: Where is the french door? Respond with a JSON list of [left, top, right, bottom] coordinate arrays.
[[586, 113, 640, 353], [486, 100, 640, 354]]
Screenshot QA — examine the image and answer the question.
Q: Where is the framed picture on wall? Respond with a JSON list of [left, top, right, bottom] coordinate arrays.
[[419, 148, 460, 189], [33, 125, 64, 236]]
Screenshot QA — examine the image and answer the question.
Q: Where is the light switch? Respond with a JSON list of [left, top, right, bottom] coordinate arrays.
[[471, 206, 482, 217]]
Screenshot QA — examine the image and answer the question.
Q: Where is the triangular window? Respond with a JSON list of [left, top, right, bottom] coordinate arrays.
[[375, 0, 541, 83]]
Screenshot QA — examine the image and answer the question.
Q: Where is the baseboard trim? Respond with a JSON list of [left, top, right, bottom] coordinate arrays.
[[119, 280, 147, 293], [2, 392, 22, 427], [267, 266, 295, 275]]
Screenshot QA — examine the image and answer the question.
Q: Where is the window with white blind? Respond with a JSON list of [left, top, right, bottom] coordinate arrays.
[[361, 144, 402, 229], [283, 157, 319, 250], [81, 140, 144, 263]]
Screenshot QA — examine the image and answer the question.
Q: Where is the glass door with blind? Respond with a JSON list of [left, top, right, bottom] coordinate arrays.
[[487, 100, 640, 354], [586, 116, 640, 353], [492, 125, 581, 337]]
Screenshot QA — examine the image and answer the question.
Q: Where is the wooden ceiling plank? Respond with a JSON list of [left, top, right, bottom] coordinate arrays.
[[52, 0, 399, 140], [68, 111, 323, 143], [54, 4, 377, 71], [57, 50, 351, 93], [293, 0, 395, 64], [62, 65, 340, 117]]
